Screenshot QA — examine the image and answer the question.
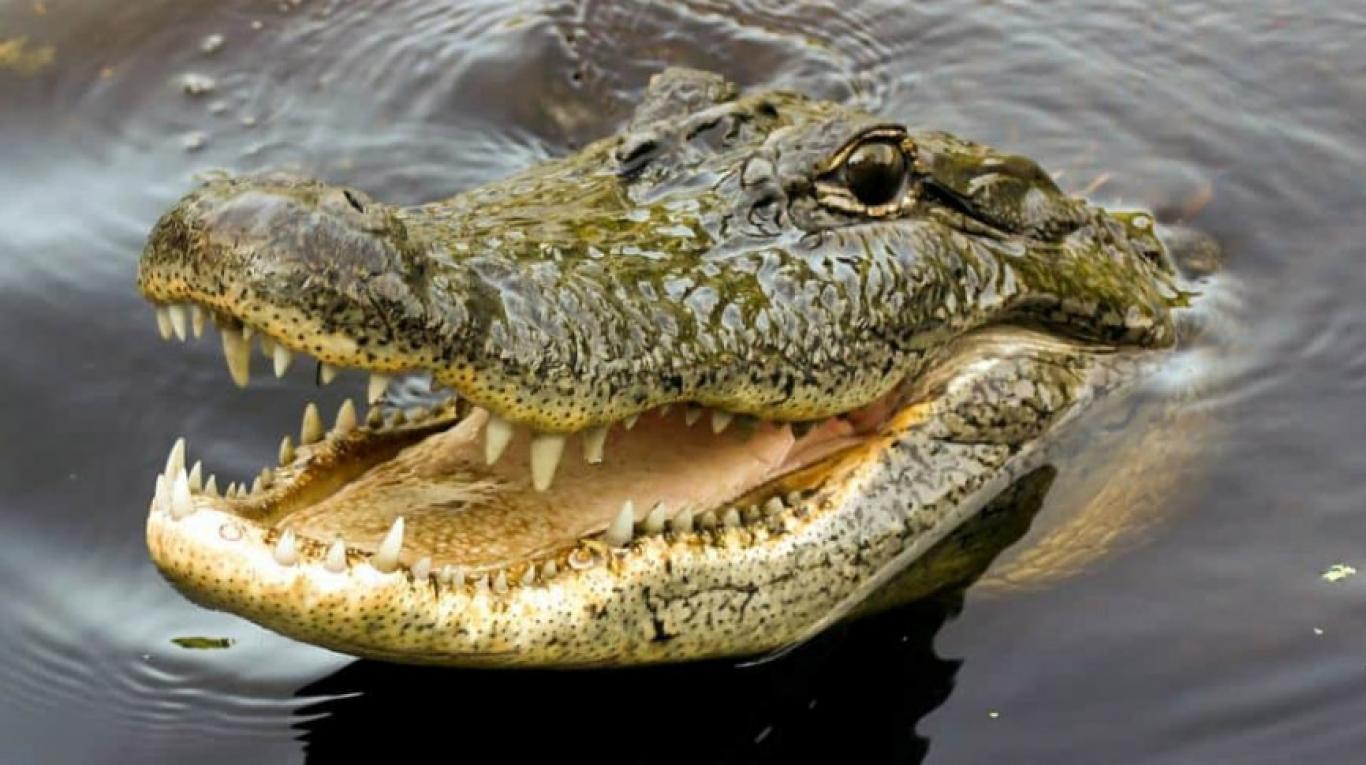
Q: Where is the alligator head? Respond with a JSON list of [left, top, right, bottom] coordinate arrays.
[[138, 68, 1181, 666]]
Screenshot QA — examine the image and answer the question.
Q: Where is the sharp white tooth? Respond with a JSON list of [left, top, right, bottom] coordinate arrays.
[[671, 507, 694, 533], [493, 570, 509, 594], [300, 402, 324, 445], [541, 560, 558, 580], [334, 399, 357, 434], [764, 497, 785, 516], [273, 529, 298, 567], [643, 502, 667, 534], [320, 363, 339, 385], [582, 426, 608, 464], [204, 474, 219, 498], [436, 564, 453, 584], [190, 305, 206, 338], [324, 537, 347, 573], [604, 500, 634, 547], [250, 476, 263, 494], [623, 414, 639, 430], [712, 410, 733, 434], [367, 373, 390, 403], [484, 411, 514, 465], [722, 508, 741, 527], [220, 325, 251, 387], [188, 460, 203, 493], [170, 470, 194, 520], [225, 482, 237, 498], [167, 304, 189, 341], [272, 343, 293, 378], [371, 517, 404, 573], [155, 307, 173, 340], [474, 575, 490, 595], [411, 556, 432, 581], [529, 432, 567, 491], [152, 474, 170, 514], [685, 407, 702, 426], [278, 436, 295, 465], [164, 437, 186, 481], [698, 510, 717, 529], [520, 565, 536, 587]]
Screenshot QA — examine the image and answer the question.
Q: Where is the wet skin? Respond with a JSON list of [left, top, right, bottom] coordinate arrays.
[[136, 68, 1191, 666]]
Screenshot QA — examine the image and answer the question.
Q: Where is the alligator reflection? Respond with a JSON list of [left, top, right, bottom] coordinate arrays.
[[292, 468, 1056, 763]]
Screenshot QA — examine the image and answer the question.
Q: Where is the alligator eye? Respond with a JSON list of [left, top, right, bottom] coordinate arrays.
[[845, 141, 907, 208]]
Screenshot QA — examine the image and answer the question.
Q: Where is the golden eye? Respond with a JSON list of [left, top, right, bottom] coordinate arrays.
[[845, 141, 907, 207]]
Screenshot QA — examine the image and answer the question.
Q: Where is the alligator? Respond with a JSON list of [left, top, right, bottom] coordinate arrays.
[[137, 68, 1212, 667]]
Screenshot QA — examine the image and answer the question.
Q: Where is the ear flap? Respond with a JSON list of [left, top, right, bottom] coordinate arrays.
[[627, 67, 739, 130]]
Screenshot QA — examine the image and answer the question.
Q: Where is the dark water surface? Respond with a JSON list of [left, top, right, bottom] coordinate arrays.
[[2, 1, 1365, 762]]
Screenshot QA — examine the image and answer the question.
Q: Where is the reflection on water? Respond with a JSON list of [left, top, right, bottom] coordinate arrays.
[[2, 0, 1365, 762]]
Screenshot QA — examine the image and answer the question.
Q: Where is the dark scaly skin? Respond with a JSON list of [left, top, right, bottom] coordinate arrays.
[[136, 69, 1206, 666], [138, 68, 1178, 433]]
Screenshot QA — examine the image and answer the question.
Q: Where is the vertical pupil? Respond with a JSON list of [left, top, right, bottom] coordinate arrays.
[[846, 142, 905, 207]]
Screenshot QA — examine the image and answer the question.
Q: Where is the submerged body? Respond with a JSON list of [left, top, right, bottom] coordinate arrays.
[[137, 69, 1208, 666]]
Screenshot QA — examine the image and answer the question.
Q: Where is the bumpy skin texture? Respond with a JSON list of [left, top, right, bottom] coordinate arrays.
[[139, 69, 1192, 666], [139, 68, 1177, 432]]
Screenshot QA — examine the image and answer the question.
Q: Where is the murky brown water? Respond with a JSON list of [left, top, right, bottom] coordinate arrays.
[[2, 1, 1365, 762]]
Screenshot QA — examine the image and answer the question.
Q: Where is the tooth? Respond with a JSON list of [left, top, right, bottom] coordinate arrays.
[[671, 507, 694, 533], [541, 560, 558, 580], [226, 482, 238, 498], [278, 436, 295, 465], [167, 304, 189, 341], [204, 474, 219, 497], [685, 407, 702, 426], [722, 508, 741, 527], [581, 426, 609, 464], [190, 305, 206, 338], [259, 467, 274, 488], [712, 410, 733, 434], [220, 325, 251, 387], [164, 437, 186, 481], [152, 474, 170, 514], [273, 529, 298, 566], [320, 363, 339, 385], [188, 460, 203, 492], [241, 324, 255, 341], [367, 373, 390, 403], [604, 500, 634, 547], [334, 399, 358, 434], [366, 407, 384, 428], [272, 344, 293, 378], [623, 414, 639, 430], [764, 497, 785, 516], [484, 412, 514, 465], [155, 307, 173, 340], [698, 510, 717, 530], [371, 517, 404, 573], [492, 570, 509, 594], [520, 565, 536, 586], [529, 432, 567, 491], [300, 402, 324, 445], [643, 502, 667, 534], [411, 556, 432, 581], [250, 476, 263, 494], [474, 575, 490, 595], [170, 470, 194, 520], [786, 491, 803, 506], [324, 538, 347, 572]]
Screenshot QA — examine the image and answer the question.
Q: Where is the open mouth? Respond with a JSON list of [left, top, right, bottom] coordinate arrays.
[[146, 300, 915, 590]]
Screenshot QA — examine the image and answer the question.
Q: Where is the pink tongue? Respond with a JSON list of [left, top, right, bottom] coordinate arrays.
[[286, 408, 863, 569]]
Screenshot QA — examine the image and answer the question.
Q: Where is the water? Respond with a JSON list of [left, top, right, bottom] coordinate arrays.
[[2, 0, 1364, 761]]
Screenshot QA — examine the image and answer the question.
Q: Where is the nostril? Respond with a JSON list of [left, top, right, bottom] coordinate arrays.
[[343, 189, 366, 214]]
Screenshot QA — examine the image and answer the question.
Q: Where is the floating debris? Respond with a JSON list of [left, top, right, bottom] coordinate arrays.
[[171, 636, 235, 650], [180, 72, 216, 96], [200, 33, 225, 54], [181, 131, 208, 152], [1321, 563, 1357, 583]]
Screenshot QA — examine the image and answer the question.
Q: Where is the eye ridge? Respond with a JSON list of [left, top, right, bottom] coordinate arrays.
[[844, 141, 907, 208]]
